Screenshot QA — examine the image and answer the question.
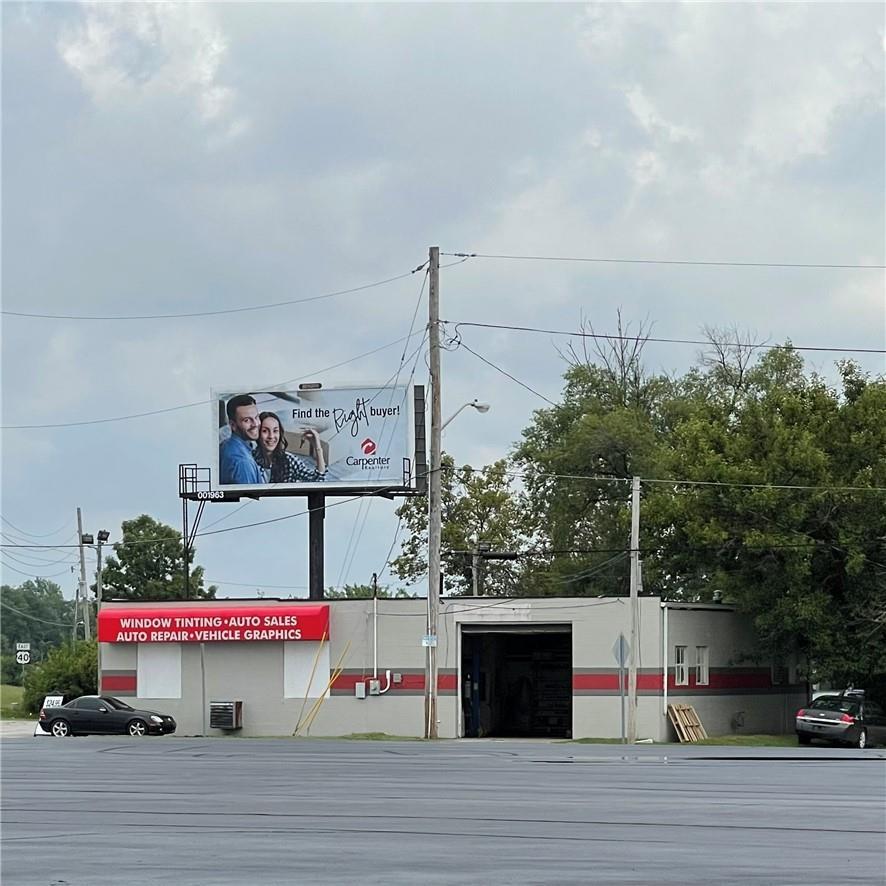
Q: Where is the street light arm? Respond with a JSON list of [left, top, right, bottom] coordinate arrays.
[[441, 399, 490, 431]]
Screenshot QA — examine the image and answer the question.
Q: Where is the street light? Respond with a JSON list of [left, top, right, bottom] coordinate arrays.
[[441, 399, 490, 431], [81, 530, 110, 693]]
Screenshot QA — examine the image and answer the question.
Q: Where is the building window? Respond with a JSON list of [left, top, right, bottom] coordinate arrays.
[[771, 659, 788, 685], [675, 646, 688, 686], [137, 643, 182, 699], [695, 646, 709, 685]]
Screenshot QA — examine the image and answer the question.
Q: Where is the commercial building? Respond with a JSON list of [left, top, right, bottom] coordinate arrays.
[[97, 596, 805, 739]]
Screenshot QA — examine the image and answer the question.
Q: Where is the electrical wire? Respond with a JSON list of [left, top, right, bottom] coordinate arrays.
[[0, 560, 74, 581], [2, 264, 428, 321], [0, 516, 74, 539], [442, 251, 886, 271], [448, 320, 886, 356], [336, 269, 430, 586], [0, 599, 74, 627], [456, 341, 558, 405], [1, 330, 427, 430]]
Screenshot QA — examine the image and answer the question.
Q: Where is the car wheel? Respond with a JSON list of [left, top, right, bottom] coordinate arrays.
[[128, 719, 148, 737], [856, 729, 867, 749], [50, 719, 71, 738], [798, 734, 811, 745]]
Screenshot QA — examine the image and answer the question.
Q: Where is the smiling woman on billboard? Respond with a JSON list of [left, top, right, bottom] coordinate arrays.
[[254, 412, 327, 483]]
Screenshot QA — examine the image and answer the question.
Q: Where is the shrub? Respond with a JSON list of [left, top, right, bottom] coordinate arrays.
[[21, 641, 96, 714]]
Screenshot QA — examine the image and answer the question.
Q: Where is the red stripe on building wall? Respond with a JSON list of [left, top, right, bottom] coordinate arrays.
[[101, 673, 137, 692], [573, 669, 773, 692]]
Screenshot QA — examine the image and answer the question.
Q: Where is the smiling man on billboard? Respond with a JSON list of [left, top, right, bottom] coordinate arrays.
[[219, 394, 264, 485]]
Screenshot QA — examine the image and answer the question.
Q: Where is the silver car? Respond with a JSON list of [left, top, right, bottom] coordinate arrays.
[[796, 695, 886, 748]]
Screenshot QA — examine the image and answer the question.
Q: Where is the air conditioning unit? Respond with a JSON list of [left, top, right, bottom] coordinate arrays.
[[209, 700, 243, 730]]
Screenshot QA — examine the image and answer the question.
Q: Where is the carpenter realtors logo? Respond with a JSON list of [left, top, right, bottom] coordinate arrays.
[[348, 436, 391, 471]]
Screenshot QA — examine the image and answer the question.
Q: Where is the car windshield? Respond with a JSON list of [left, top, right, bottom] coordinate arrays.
[[811, 696, 861, 714], [103, 697, 134, 711]]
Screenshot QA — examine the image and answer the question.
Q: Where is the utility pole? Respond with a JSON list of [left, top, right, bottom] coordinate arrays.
[[425, 245, 442, 739], [76, 508, 90, 641], [96, 535, 105, 693], [627, 476, 640, 743]]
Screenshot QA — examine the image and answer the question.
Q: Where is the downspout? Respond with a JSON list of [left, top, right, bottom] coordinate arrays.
[[661, 602, 669, 719]]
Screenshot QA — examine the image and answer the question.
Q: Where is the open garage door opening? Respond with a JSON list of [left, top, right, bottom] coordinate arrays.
[[460, 626, 572, 739]]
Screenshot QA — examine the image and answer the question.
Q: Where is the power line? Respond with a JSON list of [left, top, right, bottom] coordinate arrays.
[[1, 330, 426, 430], [337, 269, 429, 586], [503, 467, 886, 493], [1, 264, 428, 321], [0, 516, 74, 539], [0, 599, 73, 627], [448, 320, 886, 356], [443, 251, 886, 271], [2, 467, 882, 554], [456, 341, 558, 405], [0, 559, 74, 581]]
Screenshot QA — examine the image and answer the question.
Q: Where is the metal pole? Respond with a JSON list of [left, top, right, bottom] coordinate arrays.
[[426, 245, 442, 739], [96, 540, 104, 693], [627, 476, 640, 743], [76, 508, 90, 641], [308, 492, 326, 601], [472, 547, 479, 597]]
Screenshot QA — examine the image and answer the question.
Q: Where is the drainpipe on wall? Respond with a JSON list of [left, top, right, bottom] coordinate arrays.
[[661, 602, 669, 719]]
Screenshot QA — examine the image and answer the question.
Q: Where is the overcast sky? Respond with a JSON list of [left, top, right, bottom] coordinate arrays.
[[2, 2, 884, 602]]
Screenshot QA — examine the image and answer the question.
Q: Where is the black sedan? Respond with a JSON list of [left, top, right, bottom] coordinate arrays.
[[39, 695, 176, 737], [796, 695, 886, 748]]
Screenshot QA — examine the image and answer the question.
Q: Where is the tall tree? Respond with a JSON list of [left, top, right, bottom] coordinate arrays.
[[391, 455, 529, 595], [99, 515, 216, 602], [0, 579, 75, 661]]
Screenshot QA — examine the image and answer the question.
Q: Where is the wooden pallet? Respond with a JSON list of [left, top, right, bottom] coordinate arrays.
[[667, 703, 708, 742]]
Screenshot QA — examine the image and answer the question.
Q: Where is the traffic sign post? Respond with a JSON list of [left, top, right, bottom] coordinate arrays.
[[15, 650, 30, 665], [612, 634, 630, 744]]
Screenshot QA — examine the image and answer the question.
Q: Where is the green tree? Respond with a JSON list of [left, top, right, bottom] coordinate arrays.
[[647, 351, 886, 684], [100, 515, 216, 602], [0, 579, 76, 676], [21, 641, 97, 714], [391, 455, 529, 595], [324, 583, 414, 599], [513, 316, 675, 596]]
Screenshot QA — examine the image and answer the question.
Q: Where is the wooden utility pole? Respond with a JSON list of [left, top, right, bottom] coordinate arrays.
[[627, 476, 640, 743], [425, 246, 442, 739]]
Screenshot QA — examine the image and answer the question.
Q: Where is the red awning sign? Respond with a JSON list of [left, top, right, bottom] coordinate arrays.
[[98, 605, 329, 643]]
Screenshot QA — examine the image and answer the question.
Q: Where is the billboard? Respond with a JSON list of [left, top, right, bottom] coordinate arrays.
[[213, 384, 414, 492]]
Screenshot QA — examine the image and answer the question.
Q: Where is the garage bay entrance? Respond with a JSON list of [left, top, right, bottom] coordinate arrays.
[[460, 625, 572, 738]]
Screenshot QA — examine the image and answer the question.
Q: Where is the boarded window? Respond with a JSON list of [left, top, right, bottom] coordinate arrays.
[[137, 643, 182, 699], [283, 641, 331, 699]]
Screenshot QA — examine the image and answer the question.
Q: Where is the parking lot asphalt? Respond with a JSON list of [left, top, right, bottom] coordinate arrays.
[[2, 736, 884, 886]]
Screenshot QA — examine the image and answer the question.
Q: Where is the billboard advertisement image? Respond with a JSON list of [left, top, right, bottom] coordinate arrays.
[[213, 384, 414, 492]]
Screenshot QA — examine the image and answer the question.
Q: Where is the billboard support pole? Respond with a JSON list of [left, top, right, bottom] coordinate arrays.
[[308, 492, 326, 600], [426, 246, 441, 740]]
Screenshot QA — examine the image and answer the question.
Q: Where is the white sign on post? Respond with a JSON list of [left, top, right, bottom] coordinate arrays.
[[16, 642, 30, 651], [34, 695, 64, 738], [15, 650, 30, 665]]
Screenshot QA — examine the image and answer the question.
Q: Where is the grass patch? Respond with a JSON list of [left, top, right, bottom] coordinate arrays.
[[692, 734, 797, 747], [0, 684, 29, 719], [335, 732, 423, 741], [568, 734, 797, 747]]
